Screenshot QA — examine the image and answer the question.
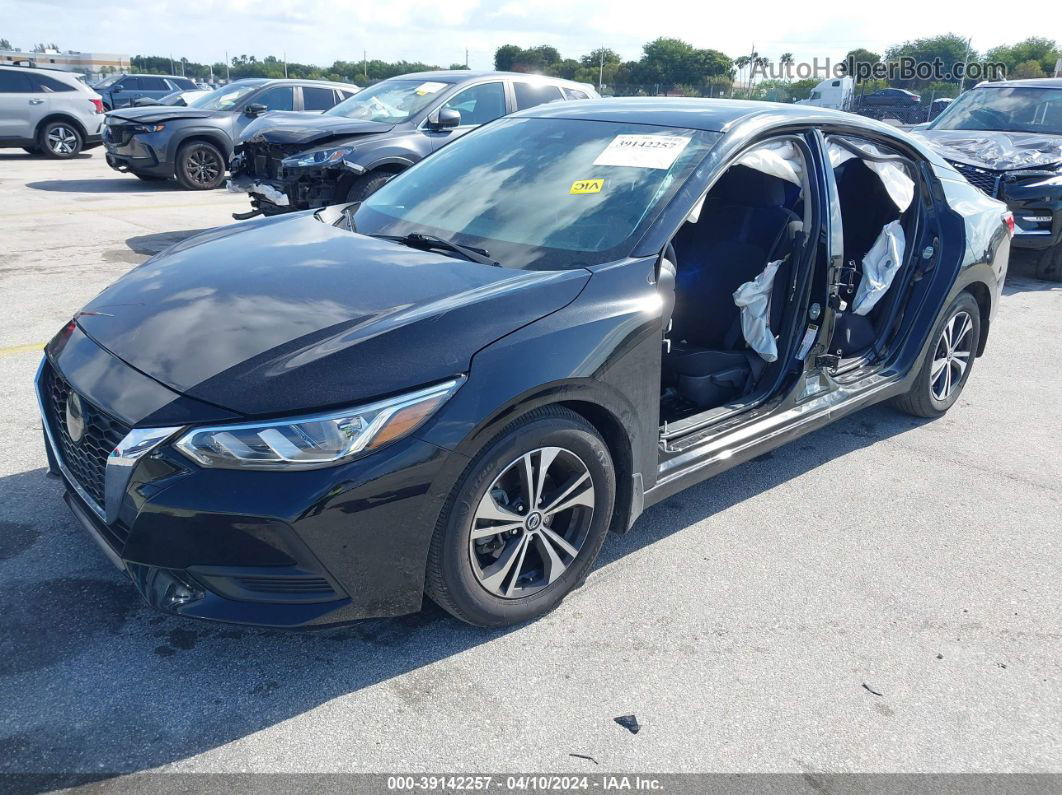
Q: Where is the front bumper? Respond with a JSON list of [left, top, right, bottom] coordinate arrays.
[[37, 350, 455, 629], [103, 131, 171, 178]]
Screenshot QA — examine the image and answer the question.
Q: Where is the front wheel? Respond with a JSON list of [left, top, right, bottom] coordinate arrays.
[[425, 407, 616, 627], [343, 171, 395, 203], [39, 121, 83, 159], [893, 292, 981, 418], [175, 141, 226, 190]]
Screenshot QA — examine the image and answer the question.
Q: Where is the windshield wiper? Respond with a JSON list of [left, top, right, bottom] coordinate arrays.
[[369, 233, 499, 266]]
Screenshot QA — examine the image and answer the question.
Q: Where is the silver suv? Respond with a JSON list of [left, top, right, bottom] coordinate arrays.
[[0, 65, 104, 158]]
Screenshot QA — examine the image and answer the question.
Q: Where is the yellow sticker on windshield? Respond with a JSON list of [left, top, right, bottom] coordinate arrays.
[[570, 179, 604, 194]]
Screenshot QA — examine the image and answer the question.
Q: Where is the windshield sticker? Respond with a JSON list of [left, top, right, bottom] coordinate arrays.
[[570, 178, 604, 194], [415, 81, 448, 96], [593, 134, 692, 169]]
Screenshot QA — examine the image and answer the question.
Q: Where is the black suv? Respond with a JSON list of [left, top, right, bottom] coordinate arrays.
[[228, 71, 599, 215], [914, 78, 1062, 280], [102, 78, 358, 190], [93, 73, 199, 110]]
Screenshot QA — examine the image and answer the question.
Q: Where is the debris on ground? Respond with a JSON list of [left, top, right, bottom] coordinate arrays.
[[862, 683, 884, 697], [614, 714, 641, 734], [569, 753, 599, 765]]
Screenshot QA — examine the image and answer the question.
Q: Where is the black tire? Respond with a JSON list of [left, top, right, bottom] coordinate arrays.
[[174, 141, 226, 190], [134, 173, 168, 182], [1033, 244, 1062, 282], [425, 406, 616, 627], [342, 171, 395, 203], [38, 121, 83, 159], [892, 292, 981, 418], [22, 145, 40, 155]]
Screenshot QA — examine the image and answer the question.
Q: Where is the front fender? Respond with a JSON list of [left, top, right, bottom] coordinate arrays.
[[165, 126, 234, 163]]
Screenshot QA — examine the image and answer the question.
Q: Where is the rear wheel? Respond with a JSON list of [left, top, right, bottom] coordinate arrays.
[[892, 292, 981, 418], [39, 121, 83, 159], [425, 407, 615, 627], [1034, 243, 1062, 282], [175, 141, 226, 190]]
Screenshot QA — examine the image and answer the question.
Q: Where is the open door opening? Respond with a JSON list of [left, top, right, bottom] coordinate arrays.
[[659, 137, 818, 427], [826, 136, 923, 362]]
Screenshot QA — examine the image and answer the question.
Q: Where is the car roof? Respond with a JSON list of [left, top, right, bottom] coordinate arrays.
[[392, 70, 591, 88], [974, 77, 1062, 89], [235, 77, 357, 89], [516, 97, 873, 132]]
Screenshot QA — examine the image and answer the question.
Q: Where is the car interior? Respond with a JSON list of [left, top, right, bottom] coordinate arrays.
[[825, 136, 921, 362], [659, 137, 816, 426]]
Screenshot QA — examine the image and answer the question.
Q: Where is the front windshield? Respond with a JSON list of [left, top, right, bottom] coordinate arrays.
[[325, 79, 452, 123], [932, 86, 1062, 134], [351, 117, 719, 270], [187, 83, 259, 111]]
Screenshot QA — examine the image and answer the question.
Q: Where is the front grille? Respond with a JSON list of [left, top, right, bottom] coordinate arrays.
[[243, 143, 291, 179], [948, 160, 1002, 198], [42, 363, 131, 511], [104, 123, 134, 147]]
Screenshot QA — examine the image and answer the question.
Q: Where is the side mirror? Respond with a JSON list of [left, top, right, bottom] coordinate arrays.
[[427, 107, 461, 130], [112, 84, 123, 92], [244, 103, 267, 117]]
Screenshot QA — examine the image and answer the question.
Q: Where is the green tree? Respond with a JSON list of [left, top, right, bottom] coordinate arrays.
[[581, 48, 621, 69], [0, 38, 12, 51], [787, 77, 819, 101], [985, 37, 1058, 79], [1011, 59, 1047, 79], [844, 47, 881, 82], [494, 44, 522, 71], [885, 34, 972, 88]]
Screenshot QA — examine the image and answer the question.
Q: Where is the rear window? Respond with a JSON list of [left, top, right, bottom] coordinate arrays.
[[303, 86, 337, 111], [140, 77, 169, 91], [563, 87, 591, 101], [171, 77, 197, 90], [0, 71, 34, 93], [34, 74, 77, 92], [514, 82, 564, 110]]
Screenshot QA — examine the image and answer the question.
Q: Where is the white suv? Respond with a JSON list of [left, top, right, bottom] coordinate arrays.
[[0, 65, 104, 158]]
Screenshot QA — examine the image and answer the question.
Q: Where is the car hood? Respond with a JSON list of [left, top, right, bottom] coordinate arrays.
[[75, 214, 589, 417], [912, 129, 1062, 171], [239, 112, 395, 146], [106, 106, 224, 124]]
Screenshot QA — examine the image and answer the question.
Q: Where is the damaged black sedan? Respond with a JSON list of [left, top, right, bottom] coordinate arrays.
[[40, 99, 1010, 629], [228, 71, 598, 216]]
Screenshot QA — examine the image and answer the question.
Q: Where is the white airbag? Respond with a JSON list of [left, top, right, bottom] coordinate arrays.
[[736, 140, 803, 186], [853, 220, 906, 316], [733, 259, 782, 362], [828, 140, 914, 212]]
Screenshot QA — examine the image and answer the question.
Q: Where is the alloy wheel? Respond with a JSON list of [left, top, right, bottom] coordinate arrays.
[[187, 149, 222, 186], [930, 310, 974, 401], [47, 126, 78, 155], [469, 446, 595, 599]]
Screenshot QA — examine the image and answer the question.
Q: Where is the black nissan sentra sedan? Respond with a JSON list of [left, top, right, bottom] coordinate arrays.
[[37, 99, 1011, 628]]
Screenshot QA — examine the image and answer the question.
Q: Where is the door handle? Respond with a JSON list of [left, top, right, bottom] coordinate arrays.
[[29, 98, 45, 105]]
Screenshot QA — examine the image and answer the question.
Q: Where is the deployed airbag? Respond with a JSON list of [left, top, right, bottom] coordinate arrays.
[[828, 140, 915, 212], [733, 259, 782, 362], [736, 140, 803, 186], [853, 220, 906, 316]]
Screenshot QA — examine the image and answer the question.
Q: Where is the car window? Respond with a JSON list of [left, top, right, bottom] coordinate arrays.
[[326, 79, 452, 123], [119, 78, 141, 91], [255, 86, 295, 111], [141, 76, 169, 91], [33, 74, 77, 93], [440, 82, 506, 126], [303, 86, 337, 111], [172, 77, 197, 90], [932, 86, 1062, 134], [513, 82, 564, 111], [352, 117, 719, 270], [563, 87, 591, 101], [0, 71, 35, 93], [188, 83, 259, 110], [337, 90, 356, 101]]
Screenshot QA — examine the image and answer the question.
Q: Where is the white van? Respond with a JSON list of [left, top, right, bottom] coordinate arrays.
[[796, 76, 853, 110]]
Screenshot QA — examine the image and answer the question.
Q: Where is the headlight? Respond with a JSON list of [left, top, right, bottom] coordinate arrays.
[[282, 146, 356, 168], [174, 378, 461, 470], [132, 123, 165, 133]]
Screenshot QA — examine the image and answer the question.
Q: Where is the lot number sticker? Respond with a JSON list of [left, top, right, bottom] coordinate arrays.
[[593, 134, 692, 169], [415, 81, 448, 95], [570, 178, 604, 194]]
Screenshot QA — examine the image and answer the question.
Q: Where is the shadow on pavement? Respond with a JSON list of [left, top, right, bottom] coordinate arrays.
[[27, 178, 180, 194], [0, 403, 927, 775], [126, 229, 213, 256]]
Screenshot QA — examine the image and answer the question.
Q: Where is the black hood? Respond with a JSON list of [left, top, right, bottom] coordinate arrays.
[[74, 214, 588, 417], [106, 106, 223, 124], [913, 129, 1062, 171], [239, 112, 395, 146]]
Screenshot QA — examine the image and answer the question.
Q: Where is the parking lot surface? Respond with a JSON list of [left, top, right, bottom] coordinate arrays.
[[1, 151, 1060, 775]]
